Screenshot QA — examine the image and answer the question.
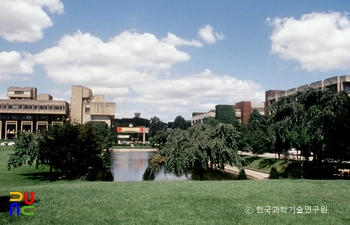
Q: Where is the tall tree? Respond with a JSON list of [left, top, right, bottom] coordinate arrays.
[[246, 110, 270, 156], [158, 123, 242, 180], [149, 116, 165, 137], [172, 115, 188, 129]]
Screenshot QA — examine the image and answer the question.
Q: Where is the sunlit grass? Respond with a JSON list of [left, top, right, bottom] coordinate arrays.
[[1, 146, 349, 225]]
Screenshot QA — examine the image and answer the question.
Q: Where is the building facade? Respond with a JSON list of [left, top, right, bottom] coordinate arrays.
[[0, 87, 69, 139], [191, 102, 265, 126], [0, 85, 116, 139], [265, 75, 350, 109], [70, 85, 115, 126]]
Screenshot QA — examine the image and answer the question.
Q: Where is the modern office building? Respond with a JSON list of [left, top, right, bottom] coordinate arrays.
[[0, 86, 69, 139], [70, 85, 115, 126], [191, 101, 265, 125], [265, 75, 350, 109], [0, 85, 116, 139]]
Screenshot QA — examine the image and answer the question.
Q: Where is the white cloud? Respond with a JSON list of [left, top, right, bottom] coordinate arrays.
[[130, 69, 264, 117], [0, 0, 64, 42], [198, 25, 225, 44], [162, 33, 203, 47], [0, 51, 34, 78], [267, 11, 350, 71], [33, 30, 191, 88]]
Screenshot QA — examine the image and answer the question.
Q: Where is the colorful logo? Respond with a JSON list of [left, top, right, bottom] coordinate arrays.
[[9, 192, 35, 216]]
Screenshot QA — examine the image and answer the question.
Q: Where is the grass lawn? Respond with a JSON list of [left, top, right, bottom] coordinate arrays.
[[1, 146, 350, 225], [241, 155, 291, 173]]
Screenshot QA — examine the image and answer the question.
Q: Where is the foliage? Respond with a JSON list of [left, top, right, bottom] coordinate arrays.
[[159, 123, 242, 180], [215, 105, 238, 125], [172, 115, 188, 129], [203, 117, 218, 126], [149, 116, 166, 137], [269, 166, 279, 179], [150, 130, 169, 149], [237, 169, 247, 180], [7, 122, 114, 181], [7, 132, 41, 170], [246, 110, 271, 156], [268, 88, 350, 162]]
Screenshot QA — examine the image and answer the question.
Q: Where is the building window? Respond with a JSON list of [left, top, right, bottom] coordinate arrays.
[[29, 105, 33, 109], [24, 105, 29, 109], [11, 115, 17, 120], [343, 82, 350, 91], [49, 106, 53, 110], [8, 105, 12, 109], [2, 105, 6, 109], [34, 106, 37, 109], [39, 105, 47, 110], [85, 107, 90, 113], [18, 105, 22, 109], [14, 91, 24, 95]]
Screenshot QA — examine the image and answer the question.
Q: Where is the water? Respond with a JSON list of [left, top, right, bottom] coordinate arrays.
[[111, 150, 190, 181]]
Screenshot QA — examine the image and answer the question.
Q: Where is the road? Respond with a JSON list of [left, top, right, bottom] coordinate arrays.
[[225, 166, 270, 180]]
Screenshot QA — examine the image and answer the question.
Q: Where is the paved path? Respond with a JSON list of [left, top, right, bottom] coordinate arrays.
[[225, 166, 270, 180]]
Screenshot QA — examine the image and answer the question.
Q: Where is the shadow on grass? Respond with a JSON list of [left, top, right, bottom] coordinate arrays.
[[19, 172, 62, 182], [0, 195, 40, 213], [258, 158, 277, 169], [241, 156, 256, 166]]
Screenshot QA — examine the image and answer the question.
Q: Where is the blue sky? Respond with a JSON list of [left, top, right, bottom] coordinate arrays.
[[1, 0, 350, 122]]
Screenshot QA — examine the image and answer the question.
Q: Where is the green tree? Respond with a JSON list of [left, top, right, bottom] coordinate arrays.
[[268, 88, 350, 162], [149, 116, 165, 138], [246, 110, 270, 156], [8, 122, 114, 181], [172, 115, 188, 129], [159, 123, 242, 180], [203, 117, 218, 127]]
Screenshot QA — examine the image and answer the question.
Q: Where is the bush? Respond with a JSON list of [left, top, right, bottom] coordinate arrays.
[[238, 169, 247, 180], [269, 166, 279, 179]]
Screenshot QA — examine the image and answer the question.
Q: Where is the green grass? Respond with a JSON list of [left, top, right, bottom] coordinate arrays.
[[242, 155, 291, 173], [1, 146, 350, 225]]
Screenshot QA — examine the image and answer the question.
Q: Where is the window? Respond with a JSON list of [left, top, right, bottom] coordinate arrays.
[[49, 106, 53, 110], [39, 105, 47, 110], [85, 107, 90, 113], [29, 105, 32, 109], [34, 106, 37, 109], [3, 105, 6, 109], [14, 91, 24, 95], [18, 105, 22, 109], [8, 105, 12, 109], [24, 105, 28, 109]]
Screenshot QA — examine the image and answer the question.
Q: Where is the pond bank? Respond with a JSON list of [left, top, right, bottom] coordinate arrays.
[[112, 148, 158, 152]]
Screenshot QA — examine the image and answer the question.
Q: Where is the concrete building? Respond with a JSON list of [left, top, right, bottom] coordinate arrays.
[[265, 75, 350, 109], [0, 85, 116, 139], [191, 102, 265, 125], [235, 101, 265, 124], [70, 85, 115, 126], [0, 87, 69, 139]]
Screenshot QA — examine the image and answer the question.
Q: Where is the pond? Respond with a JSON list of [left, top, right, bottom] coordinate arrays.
[[111, 150, 189, 181]]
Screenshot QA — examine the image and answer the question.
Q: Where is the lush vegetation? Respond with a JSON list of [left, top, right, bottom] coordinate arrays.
[[0, 146, 349, 224], [215, 104, 238, 125], [171, 115, 189, 129], [7, 122, 114, 181], [150, 123, 242, 180], [267, 88, 350, 162]]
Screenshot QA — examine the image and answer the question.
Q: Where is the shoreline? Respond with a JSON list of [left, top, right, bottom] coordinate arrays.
[[112, 148, 158, 152]]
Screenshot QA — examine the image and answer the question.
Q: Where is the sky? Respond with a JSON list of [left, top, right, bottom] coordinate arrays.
[[1, 0, 350, 122]]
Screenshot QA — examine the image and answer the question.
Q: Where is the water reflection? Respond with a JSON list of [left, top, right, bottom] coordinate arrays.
[[111, 151, 189, 181]]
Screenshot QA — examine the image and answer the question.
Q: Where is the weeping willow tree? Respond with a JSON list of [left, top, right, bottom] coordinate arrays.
[[156, 123, 242, 180]]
